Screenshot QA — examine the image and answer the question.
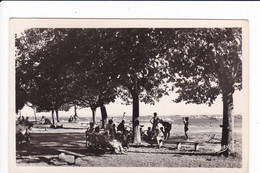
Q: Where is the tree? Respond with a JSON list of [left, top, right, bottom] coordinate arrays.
[[166, 28, 242, 156], [96, 29, 169, 143], [65, 29, 118, 125], [15, 28, 78, 125]]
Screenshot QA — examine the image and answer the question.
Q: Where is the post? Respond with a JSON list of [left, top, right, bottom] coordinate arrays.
[[34, 108, 37, 122]]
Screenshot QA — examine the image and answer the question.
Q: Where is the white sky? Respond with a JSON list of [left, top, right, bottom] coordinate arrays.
[[20, 90, 244, 118]]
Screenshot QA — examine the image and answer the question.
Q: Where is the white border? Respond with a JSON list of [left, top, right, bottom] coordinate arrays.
[[1, 1, 259, 173]]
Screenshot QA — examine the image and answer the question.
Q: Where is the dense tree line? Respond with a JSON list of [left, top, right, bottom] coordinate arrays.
[[15, 28, 242, 155]]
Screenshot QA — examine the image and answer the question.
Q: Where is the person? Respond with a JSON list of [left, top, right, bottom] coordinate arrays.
[[121, 129, 131, 149], [16, 121, 31, 145], [21, 116, 25, 125], [111, 124, 117, 139], [152, 128, 164, 148], [68, 115, 73, 123], [103, 131, 126, 154], [150, 112, 160, 132], [106, 119, 113, 132], [94, 125, 100, 133], [147, 127, 154, 141], [183, 117, 189, 140], [117, 120, 125, 132], [40, 116, 45, 124], [122, 112, 126, 121], [160, 127, 165, 136], [44, 118, 51, 124], [25, 117, 30, 126], [159, 119, 172, 140], [87, 122, 95, 133]]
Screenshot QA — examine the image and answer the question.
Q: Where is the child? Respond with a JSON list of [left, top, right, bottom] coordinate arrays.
[[183, 117, 189, 140], [150, 112, 160, 132]]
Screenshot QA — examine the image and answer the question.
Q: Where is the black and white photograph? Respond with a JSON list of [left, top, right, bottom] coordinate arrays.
[[9, 19, 248, 172]]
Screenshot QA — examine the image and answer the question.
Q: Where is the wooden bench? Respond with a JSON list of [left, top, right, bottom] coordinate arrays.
[[81, 123, 88, 127], [57, 149, 85, 164], [165, 140, 201, 151]]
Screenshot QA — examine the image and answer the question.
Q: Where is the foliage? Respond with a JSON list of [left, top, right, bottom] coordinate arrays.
[[165, 28, 242, 105]]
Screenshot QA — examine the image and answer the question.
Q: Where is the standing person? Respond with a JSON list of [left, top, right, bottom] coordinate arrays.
[[122, 112, 126, 121], [150, 112, 160, 132], [183, 117, 189, 140]]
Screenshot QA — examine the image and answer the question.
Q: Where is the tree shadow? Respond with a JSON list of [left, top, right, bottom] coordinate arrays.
[[16, 132, 119, 159]]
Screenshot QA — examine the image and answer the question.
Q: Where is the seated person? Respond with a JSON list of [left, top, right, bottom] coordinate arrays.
[[44, 118, 51, 124], [120, 130, 131, 149], [110, 124, 117, 139], [87, 122, 95, 133], [104, 131, 126, 154], [94, 125, 100, 133], [40, 116, 45, 124], [16, 121, 31, 145], [117, 120, 126, 132], [143, 127, 154, 142]]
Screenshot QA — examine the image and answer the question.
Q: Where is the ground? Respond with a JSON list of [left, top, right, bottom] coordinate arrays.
[[16, 117, 242, 167]]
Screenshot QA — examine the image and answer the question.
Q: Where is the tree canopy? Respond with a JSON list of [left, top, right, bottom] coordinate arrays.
[[15, 27, 243, 152]]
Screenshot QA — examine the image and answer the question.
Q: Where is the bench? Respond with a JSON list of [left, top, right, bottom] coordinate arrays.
[[165, 140, 201, 151], [57, 149, 85, 164], [81, 123, 88, 127]]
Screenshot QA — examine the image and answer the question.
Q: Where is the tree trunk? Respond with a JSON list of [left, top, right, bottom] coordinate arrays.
[[51, 109, 56, 126], [100, 103, 108, 129], [34, 108, 37, 122], [74, 105, 77, 116], [221, 91, 234, 157], [91, 108, 96, 124], [55, 109, 59, 122], [132, 91, 141, 144]]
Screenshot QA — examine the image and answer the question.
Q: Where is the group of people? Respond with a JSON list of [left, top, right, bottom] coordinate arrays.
[[85, 112, 190, 151], [142, 112, 190, 148], [85, 118, 131, 154], [141, 112, 172, 148], [39, 116, 51, 125], [68, 114, 79, 123]]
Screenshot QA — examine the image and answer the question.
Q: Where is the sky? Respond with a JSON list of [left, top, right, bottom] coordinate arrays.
[[20, 89, 245, 119]]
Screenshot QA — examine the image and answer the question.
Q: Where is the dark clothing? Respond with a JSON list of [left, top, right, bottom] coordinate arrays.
[[184, 126, 188, 132], [151, 117, 160, 131], [161, 121, 172, 132], [133, 119, 139, 126], [160, 121, 172, 140], [117, 122, 125, 132]]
